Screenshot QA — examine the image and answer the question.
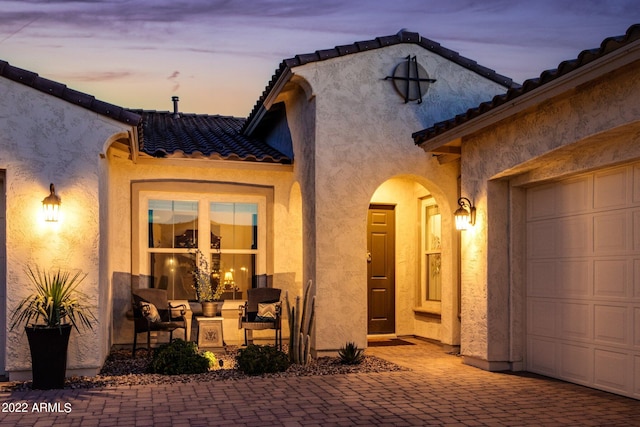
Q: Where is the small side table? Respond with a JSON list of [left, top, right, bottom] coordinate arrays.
[[196, 316, 224, 349]]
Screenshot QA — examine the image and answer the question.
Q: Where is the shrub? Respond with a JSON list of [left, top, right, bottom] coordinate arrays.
[[148, 340, 210, 375], [338, 342, 365, 365], [202, 350, 219, 370], [236, 344, 290, 375]]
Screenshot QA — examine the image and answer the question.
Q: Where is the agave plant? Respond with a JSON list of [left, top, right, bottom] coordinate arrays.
[[10, 265, 96, 331], [338, 341, 365, 365]]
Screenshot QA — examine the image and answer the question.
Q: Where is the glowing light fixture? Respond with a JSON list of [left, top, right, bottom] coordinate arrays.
[[223, 271, 235, 287], [42, 183, 61, 222], [454, 197, 476, 230]]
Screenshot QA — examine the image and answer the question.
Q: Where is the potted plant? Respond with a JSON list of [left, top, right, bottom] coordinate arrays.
[[9, 265, 96, 389], [190, 249, 224, 316]]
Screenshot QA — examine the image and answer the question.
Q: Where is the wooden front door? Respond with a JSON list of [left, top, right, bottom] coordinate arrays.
[[367, 205, 395, 334]]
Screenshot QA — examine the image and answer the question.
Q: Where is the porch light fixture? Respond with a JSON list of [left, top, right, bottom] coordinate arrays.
[[454, 197, 476, 230], [42, 183, 61, 222]]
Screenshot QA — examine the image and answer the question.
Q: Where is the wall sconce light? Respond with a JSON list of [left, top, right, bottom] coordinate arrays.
[[42, 183, 61, 222], [454, 197, 476, 230]]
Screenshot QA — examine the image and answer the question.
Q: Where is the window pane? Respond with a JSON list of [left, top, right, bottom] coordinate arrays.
[[212, 252, 255, 299], [148, 200, 198, 248], [149, 252, 196, 300], [210, 203, 258, 250], [426, 253, 442, 301], [426, 205, 441, 251]]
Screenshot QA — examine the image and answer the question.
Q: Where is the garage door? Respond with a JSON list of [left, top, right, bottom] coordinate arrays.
[[526, 162, 640, 399]]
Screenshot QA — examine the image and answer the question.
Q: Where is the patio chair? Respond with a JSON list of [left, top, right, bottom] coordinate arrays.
[[238, 288, 282, 349], [131, 288, 188, 356]]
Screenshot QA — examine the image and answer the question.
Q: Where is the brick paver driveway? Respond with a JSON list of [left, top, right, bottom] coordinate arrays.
[[1, 338, 638, 426]]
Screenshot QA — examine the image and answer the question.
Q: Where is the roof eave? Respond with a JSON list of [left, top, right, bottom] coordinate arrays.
[[244, 67, 292, 136], [415, 36, 640, 153], [0, 60, 141, 126]]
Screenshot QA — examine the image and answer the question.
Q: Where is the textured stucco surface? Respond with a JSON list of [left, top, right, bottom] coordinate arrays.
[[1, 40, 522, 373], [459, 58, 640, 365], [282, 44, 509, 354], [0, 78, 131, 378]]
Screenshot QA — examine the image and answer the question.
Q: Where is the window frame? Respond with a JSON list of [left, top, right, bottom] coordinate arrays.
[[132, 182, 271, 299], [419, 196, 442, 312]]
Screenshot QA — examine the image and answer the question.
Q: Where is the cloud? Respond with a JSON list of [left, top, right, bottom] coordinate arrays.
[[63, 70, 135, 82], [168, 70, 180, 92]]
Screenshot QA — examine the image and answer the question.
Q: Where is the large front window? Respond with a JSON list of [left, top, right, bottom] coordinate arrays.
[[141, 192, 265, 300]]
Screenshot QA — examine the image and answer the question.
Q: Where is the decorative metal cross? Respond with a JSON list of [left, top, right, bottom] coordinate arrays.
[[385, 55, 436, 104]]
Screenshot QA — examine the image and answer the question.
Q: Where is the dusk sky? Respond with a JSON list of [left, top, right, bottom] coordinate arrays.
[[1, 0, 638, 117]]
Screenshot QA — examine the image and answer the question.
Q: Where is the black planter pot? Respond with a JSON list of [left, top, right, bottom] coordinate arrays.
[[25, 324, 72, 390]]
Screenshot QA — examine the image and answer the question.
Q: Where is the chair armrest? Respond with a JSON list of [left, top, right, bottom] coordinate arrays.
[[238, 302, 248, 328], [168, 303, 187, 319]]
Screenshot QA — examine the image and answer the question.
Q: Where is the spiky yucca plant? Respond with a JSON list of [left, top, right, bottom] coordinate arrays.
[[10, 265, 96, 331], [338, 341, 365, 365]]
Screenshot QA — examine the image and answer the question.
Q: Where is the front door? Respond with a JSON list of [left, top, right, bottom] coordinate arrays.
[[367, 205, 395, 334]]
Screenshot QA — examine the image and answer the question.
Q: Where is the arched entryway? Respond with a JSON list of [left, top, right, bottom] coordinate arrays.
[[368, 176, 459, 346]]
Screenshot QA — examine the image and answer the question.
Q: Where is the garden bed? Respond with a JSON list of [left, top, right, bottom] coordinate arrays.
[[3, 345, 408, 391]]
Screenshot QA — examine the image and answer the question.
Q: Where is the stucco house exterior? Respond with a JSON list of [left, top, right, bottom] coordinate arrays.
[[414, 24, 640, 399], [1, 24, 638, 400]]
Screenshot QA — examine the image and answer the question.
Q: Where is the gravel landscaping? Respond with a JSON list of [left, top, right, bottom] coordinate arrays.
[[2, 345, 408, 391]]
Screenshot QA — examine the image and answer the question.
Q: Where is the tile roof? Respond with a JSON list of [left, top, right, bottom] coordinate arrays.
[[0, 60, 140, 126], [134, 110, 291, 164], [412, 23, 640, 145], [243, 29, 519, 134], [0, 59, 289, 164]]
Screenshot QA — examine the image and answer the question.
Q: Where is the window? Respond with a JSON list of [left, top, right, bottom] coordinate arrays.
[[139, 189, 266, 301], [421, 198, 441, 302], [209, 202, 259, 297]]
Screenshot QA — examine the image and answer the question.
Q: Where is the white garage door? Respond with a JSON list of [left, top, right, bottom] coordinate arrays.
[[526, 162, 640, 399]]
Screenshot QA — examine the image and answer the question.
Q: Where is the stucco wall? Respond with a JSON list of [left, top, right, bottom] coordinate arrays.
[[459, 58, 640, 366], [0, 78, 131, 378], [285, 44, 509, 354]]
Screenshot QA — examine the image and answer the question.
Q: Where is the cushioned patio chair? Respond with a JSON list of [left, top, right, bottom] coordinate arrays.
[[238, 288, 282, 349], [132, 288, 188, 356]]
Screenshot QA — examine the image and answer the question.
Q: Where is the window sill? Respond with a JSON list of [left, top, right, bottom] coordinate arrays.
[[413, 307, 442, 319]]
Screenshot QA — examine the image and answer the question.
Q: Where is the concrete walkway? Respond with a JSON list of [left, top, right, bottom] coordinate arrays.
[[1, 338, 638, 426]]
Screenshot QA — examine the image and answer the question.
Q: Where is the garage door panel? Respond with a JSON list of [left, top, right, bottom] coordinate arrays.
[[528, 299, 557, 336], [557, 177, 591, 215], [634, 308, 640, 347], [634, 165, 640, 203], [594, 167, 630, 209], [527, 261, 556, 297], [634, 211, 640, 251], [594, 211, 631, 254], [556, 216, 591, 256], [635, 356, 640, 395], [560, 343, 593, 383], [594, 348, 630, 393], [594, 305, 628, 346], [594, 259, 629, 298], [527, 337, 558, 376], [557, 260, 591, 297], [560, 302, 591, 340], [528, 184, 557, 220], [527, 162, 640, 399], [528, 221, 557, 258]]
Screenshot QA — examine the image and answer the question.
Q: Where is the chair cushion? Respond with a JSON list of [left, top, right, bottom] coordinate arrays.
[[254, 302, 279, 322], [140, 302, 161, 323]]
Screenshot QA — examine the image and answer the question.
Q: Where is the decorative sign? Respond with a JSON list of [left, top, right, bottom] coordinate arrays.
[[385, 55, 436, 103], [197, 317, 224, 348]]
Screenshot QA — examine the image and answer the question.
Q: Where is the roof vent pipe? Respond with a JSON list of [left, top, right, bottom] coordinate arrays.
[[172, 96, 180, 118]]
